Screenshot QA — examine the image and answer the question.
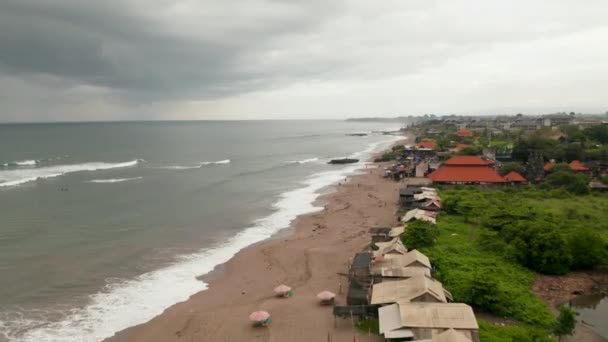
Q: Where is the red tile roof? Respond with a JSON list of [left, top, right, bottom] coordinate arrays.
[[454, 143, 470, 151], [428, 166, 506, 183], [456, 129, 473, 137], [544, 161, 556, 171], [503, 171, 527, 182], [443, 156, 494, 166], [569, 160, 589, 171], [416, 141, 437, 150]]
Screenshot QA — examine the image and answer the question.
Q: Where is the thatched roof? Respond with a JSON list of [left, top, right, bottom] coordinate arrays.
[[372, 250, 432, 270], [378, 266, 431, 279]]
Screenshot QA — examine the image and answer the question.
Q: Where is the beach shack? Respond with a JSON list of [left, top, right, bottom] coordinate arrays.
[[373, 238, 408, 259], [375, 266, 431, 282], [347, 252, 372, 305], [372, 250, 432, 272], [401, 209, 437, 224], [378, 302, 479, 341], [370, 276, 452, 305], [370, 227, 395, 243]]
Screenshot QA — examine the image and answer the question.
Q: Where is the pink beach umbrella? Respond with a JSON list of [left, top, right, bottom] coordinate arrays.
[[273, 284, 292, 297], [249, 311, 271, 325], [317, 290, 336, 304]]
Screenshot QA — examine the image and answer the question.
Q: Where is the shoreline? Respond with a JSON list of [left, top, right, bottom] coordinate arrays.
[[106, 136, 416, 342]]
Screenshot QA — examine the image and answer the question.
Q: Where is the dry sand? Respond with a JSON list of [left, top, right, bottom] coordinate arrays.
[[107, 148, 429, 342]]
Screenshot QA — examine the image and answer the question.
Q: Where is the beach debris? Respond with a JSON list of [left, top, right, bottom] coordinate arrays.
[[328, 158, 359, 165], [317, 290, 336, 305], [249, 311, 271, 327], [273, 284, 293, 297]]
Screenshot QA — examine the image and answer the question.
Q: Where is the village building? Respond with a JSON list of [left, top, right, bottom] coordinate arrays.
[[371, 276, 452, 305], [428, 156, 506, 184], [372, 250, 432, 271], [401, 209, 437, 224], [378, 302, 479, 342], [374, 266, 432, 282], [503, 171, 527, 184], [369, 226, 405, 243], [372, 238, 408, 259], [455, 128, 473, 137], [544, 159, 589, 172], [416, 141, 438, 150]]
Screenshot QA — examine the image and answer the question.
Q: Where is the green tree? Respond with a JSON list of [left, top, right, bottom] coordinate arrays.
[[554, 307, 576, 340], [569, 230, 606, 270], [456, 146, 483, 156], [402, 220, 439, 250], [543, 171, 590, 195], [499, 162, 524, 176]]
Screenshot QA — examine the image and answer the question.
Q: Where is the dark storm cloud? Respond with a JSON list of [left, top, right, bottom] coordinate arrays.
[[0, 0, 338, 99]]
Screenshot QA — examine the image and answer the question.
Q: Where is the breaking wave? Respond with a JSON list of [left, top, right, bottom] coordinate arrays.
[[154, 160, 231, 170], [88, 177, 143, 184], [287, 157, 319, 165], [0, 160, 140, 187], [200, 159, 230, 165]]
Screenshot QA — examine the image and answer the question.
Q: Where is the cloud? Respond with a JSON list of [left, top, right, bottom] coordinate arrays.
[[0, 0, 607, 121]]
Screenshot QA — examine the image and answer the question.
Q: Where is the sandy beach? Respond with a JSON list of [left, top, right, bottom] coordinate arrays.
[[107, 141, 427, 342]]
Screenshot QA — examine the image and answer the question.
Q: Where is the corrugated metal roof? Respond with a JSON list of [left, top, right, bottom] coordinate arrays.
[[371, 276, 447, 305], [380, 266, 431, 278], [372, 250, 432, 271], [397, 302, 479, 330]]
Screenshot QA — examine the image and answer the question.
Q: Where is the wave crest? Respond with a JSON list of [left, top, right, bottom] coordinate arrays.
[[0, 160, 140, 187], [88, 177, 143, 184], [287, 157, 319, 165]]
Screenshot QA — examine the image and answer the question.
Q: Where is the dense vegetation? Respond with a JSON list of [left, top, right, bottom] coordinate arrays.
[[415, 187, 608, 340], [401, 220, 439, 250]]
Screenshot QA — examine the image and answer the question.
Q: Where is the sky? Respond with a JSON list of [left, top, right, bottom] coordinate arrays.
[[1, 0, 607, 122]]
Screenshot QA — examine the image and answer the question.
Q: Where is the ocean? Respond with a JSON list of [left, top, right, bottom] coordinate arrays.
[[0, 120, 404, 342]]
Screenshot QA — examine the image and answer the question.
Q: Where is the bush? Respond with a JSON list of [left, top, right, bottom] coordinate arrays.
[[602, 175, 608, 185], [457, 146, 483, 156], [568, 229, 606, 270], [543, 171, 590, 195], [374, 152, 398, 162], [402, 220, 439, 250], [553, 307, 577, 338], [499, 162, 524, 176], [356, 318, 379, 334]]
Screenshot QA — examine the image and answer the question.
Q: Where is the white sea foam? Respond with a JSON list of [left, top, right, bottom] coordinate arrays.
[[200, 159, 230, 165], [6, 136, 400, 342], [154, 159, 231, 170], [287, 157, 319, 165], [88, 177, 143, 184], [0, 160, 140, 187]]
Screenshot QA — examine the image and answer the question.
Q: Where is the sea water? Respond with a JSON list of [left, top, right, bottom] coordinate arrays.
[[0, 120, 404, 342]]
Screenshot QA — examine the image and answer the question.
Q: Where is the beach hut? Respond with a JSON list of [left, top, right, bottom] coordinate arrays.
[[376, 266, 431, 281], [370, 276, 452, 305], [372, 238, 408, 259], [401, 209, 437, 224], [372, 250, 432, 272], [378, 302, 479, 341]]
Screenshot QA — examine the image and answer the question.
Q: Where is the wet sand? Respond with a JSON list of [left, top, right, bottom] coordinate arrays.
[[107, 146, 429, 341]]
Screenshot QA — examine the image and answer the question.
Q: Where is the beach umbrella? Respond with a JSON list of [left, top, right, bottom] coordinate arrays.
[[273, 284, 292, 297], [249, 311, 271, 326], [317, 290, 336, 304]]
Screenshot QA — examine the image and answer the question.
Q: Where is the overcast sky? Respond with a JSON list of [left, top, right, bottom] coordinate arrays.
[[1, 0, 607, 122]]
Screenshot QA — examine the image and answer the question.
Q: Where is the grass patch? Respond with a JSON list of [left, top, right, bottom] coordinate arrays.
[[355, 318, 379, 334], [479, 320, 552, 342]]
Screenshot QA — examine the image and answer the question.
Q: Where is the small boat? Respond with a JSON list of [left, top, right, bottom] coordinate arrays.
[[328, 158, 359, 165]]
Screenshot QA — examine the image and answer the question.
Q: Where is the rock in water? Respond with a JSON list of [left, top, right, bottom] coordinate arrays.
[[328, 158, 359, 165]]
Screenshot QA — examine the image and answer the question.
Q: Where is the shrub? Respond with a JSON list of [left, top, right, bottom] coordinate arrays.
[[543, 171, 590, 195], [499, 162, 524, 176], [402, 220, 439, 250], [553, 307, 577, 338], [374, 152, 398, 162], [568, 229, 607, 270]]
